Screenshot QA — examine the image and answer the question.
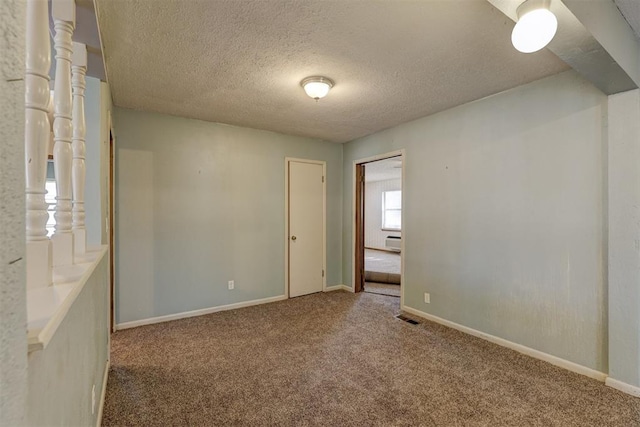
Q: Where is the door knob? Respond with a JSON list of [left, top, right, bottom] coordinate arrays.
[[291, 236, 297, 241]]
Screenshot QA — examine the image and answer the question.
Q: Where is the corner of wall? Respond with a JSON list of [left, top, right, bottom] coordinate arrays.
[[607, 88, 640, 389]]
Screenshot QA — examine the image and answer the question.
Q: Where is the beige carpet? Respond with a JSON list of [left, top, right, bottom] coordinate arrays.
[[365, 249, 401, 285], [365, 281, 401, 297], [103, 292, 639, 426]]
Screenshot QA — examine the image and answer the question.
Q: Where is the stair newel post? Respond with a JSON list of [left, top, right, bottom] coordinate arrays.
[[71, 42, 87, 255], [24, 0, 53, 289], [51, 0, 76, 268]]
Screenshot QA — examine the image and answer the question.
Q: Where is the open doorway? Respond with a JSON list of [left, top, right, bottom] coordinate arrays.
[[354, 153, 403, 300]]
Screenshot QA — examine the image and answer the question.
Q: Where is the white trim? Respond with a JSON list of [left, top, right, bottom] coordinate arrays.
[[322, 161, 327, 292], [402, 305, 608, 382], [324, 284, 352, 292], [96, 358, 110, 427], [284, 159, 288, 297], [399, 150, 406, 309], [353, 150, 404, 165], [284, 157, 327, 298], [605, 377, 640, 397], [115, 294, 287, 330], [351, 150, 405, 307], [28, 247, 109, 352]]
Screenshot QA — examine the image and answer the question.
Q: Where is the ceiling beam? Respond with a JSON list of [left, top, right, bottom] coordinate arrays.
[[487, 0, 639, 95]]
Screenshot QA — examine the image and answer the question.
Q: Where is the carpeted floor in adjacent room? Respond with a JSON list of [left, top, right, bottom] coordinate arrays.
[[103, 291, 640, 426], [365, 248, 401, 285], [365, 281, 401, 297]]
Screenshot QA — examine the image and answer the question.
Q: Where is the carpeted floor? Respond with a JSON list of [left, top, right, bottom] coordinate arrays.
[[365, 249, 401, 275], [365, 249, 401, 284], [365, 281, 401, 297], [103, 292, 640, 426]]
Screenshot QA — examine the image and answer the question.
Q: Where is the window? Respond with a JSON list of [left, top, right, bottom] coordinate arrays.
[[382, 190, 401, 230]]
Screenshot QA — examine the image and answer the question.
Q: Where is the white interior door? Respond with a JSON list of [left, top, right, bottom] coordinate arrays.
[[289, 160, 324, 298]]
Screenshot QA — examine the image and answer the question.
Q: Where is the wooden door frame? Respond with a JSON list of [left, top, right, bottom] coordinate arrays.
[[352, 150, 405, 308], [284, 157, 327, 299]]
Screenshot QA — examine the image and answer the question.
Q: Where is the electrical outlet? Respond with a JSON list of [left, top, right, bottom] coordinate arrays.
[[91, 384, 96, 415], [424, 293, 430, 304], [228, 280, 234, 290]]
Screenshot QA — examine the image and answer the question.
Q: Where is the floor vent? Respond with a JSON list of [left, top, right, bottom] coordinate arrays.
[[395, 314, 419, 325]]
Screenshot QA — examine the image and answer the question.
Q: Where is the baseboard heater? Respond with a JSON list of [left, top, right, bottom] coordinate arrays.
[[385, 236, 401, 252]]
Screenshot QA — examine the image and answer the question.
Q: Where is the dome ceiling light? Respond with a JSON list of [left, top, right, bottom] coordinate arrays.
[[301, 76, 334, 101], [511, 0, 558, 54]]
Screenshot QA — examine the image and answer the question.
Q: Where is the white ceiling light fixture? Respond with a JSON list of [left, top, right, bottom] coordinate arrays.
[[511, 0, 558, 54], [301, 76, 334, 101]]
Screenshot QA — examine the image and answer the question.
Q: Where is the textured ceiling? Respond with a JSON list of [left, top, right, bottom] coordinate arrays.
[[95, 0, 569, 143], [614, 0, 640, 41], [365, 157, 402, 183]]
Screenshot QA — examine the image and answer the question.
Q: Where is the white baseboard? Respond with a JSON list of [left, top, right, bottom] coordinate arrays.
[[402, 305, 607, 382], [96, 358, 110, 427], [116, 295, 287, 330], [605, 377, 640, 397], [324, 284, 353, 293]]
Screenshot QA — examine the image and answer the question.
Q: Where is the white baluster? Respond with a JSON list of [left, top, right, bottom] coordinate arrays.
[[48, 90, 54, 158], [51, 0, 75, 268], [72, 42, 87, 255], [25, 0, 53, 289]]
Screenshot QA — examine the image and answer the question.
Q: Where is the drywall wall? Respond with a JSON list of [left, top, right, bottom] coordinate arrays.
[[114, 109, 343, 324], [84, 78, 113, 247], [343, 70, 608, 372], [85, 77, 102, 246], [365, 178, 401, 250], [0, 0, 27, 424], [27, 253, 109, 426], [99, 82, 113, 245], [608, 89, 640, 388]]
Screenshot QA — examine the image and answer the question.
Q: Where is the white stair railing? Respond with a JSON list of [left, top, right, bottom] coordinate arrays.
[[46, 90, 55, 238], [72, 42, 87, 255], [25, 0, 53, 289], [51, 0, 76, 268]]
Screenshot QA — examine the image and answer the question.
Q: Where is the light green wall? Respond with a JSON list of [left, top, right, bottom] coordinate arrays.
[[27, 254, 109, 426], [99, 82, 113, 245], [114, 109, 343, 324], [608, 89, 640, 388], [85, 77, 102, 247], [343, 70, 609, 372], [85, 78, 113, 248]]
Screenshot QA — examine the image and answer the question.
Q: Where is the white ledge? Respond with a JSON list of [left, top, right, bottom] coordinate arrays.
[[27, 245, 108, 353]]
